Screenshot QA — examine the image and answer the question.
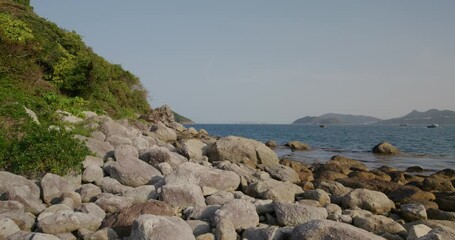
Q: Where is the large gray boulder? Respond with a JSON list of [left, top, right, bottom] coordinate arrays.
[[139, 146, 188, 169], [186, 205, 221, 221], [165, 162, 240, 191], [123, 185, 157, 204], [38, 211, 102, 234], [82, 165, 104, 183], [40, 173, 77, 205], [274, 202, 328, 227], [98, 177, 133, 195], [245, 178, 303, 202], [214, 199, 259, 230], [99, 119, 141, 139], [182, 139, 208, 160], [6, 231, 61, 240], [149, 122, 178, 142], [104, 156, 162, 187], [85, 137, 114, 158], [0, 201, 35, 230], [290, 219, 386, 240], [208, 136, 280, 168], [0, 171, 45, 214], [129, 215, 195, 240], [95, 193, 133, 213], [342, 188, 395, 214], [0, 218, 20, 239], [265, 165, 300, 183], [215, 218, 237, 240], [160, 184, 206, 208], [353, 214, 407, 237], [401, 203, 427, 221]]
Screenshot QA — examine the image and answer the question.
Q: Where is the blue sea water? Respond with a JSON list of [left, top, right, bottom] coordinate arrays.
[[188, 124, 455, 173]]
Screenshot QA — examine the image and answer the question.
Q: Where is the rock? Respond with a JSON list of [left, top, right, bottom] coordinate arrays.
[[215, 218, 237, 240], [140, 105, 175, 125], [372, 142, 399, 155], [41, 173, 77, 205], [0, 201, 35, 230], [149, 122, 178, 142], [401, 204, 427, 221], [313, 180, 352, 204], [106, 135, 133, 148], [245, 179, 303, 202], [187, 220, 211, 236], [214, 199, 259, 230], [131, 137, 150, 150], [422, 178, 455, 192], [280, 159, 314, 182], [102, 200, 176, 237], [208, 136, 280, 168], [434, 192, 455, 211], [216, 161, 264, 189], [182, 139, 208, 160], [407, 224, 432, 240], [37, 204, 73, 221], [24, 106, 40, 124], [427, 208, 455, 221], [325, 203, 342, 217], [337, 177, 401, 194], [84, 228, 118, 240], [290, 219, 386, 240], [265, 165, 300, 183], [113, 144, 139, 160], [38, 211, 102, 234], [157, 162, 173, 176], [129, 215, 195, 240], [82, 165, 104, 183], [315, 170, 348, 181], [94, 193, 133, 213], [99, 119, 141, 139], [265, 140, 277, 148], [274, 202, 328, 227], [104, 156, 162, 187], [242, 225, 281, 240], [123, 185, 157, 204], [285, 141, 311, 151], [186, 205, 221, 221], [82, 156, 104, 168], [79, 203, 106, 223], [353, 214, 407, 237], [301, 189, 331, 206], [78, 184, 102, 203], [6, 231, 61, 240], [406, 166, 424, 173], [418, 225, 455, 240], [165, 162, 240, 191], [431, 168, 455, 180], [85, 138, 114, 158], [0, 218, 20, 239], [139, 146, 188, 169], [98, 177, 133, 195], [388, 186, 436, 204], [196, 233, 215, 240], [0, 171, 44, 214], [205, 191, 234, 205], [342, 188, 395, 214], [160, 184, 206, 208]]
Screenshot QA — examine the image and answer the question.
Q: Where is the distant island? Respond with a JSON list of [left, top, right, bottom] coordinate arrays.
[[173, 111, 194, 124], [292, 109, 455, 125]]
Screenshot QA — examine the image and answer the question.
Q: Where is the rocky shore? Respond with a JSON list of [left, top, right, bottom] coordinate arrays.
[[1, 107, 454, 240]]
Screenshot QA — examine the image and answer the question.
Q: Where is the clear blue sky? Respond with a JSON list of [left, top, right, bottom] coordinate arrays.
[[31, 1, 455, 123]]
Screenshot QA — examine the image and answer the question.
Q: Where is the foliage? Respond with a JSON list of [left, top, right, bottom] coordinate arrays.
[[0, 12, 33, 43]]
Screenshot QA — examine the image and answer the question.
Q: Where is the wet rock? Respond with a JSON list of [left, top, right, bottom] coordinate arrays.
[[406, 166, 424, 173], [315, 170, 348, 181], [401, 204, 427, 221], [290, 219, 386, 240], [372, 142, 399, 155], [422, 177, 455, 192], [208, 136, 280, 168], [160, 184, 206, 208], [129, 215, 195, 240], [165, 162, 240, 192], [274, 202, 328, 227], [285, 141, 311, 151], [102, 200, 176, 237], [431, 168, 455, 180], [342, 188, 395, 214], [214, 199, 259, 230]]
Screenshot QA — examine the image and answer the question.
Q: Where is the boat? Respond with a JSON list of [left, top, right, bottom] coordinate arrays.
[[427, 123, 440, 128], [319, 125, 326, 128]]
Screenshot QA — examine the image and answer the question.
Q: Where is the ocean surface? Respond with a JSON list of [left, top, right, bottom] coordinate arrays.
[[187, 124, 455, 173]]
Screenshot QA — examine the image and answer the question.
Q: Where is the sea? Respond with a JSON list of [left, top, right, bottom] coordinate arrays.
[[187, 124, 455, 173]]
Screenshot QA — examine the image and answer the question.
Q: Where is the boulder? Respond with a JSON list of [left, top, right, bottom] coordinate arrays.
[[82, 156, 104, 168], [388, 186, 436, 205], [205, 191, 234, 205], [37, 204, 73, 221], [106, 136, 133, 149], [139, 146, 188, 169], [82, 165, 104, 183], [182, 139, 208, 160], [265, 140, 277, 148], [274, 202, 328, 227], [290, 219, 386, 240], [435, 192, 455, 211], [94, 193, 133, 213], [186, 205, 221, 221], [242, 226, 287, 240], [160, 184, 206, 208], [149, 122, 178, 142], [208, 136, 280, 168], [99, 119, 141, 139], [401, 203, 427, 221], [104, 156, 162, 187], [342, 188, 395, 214], [0, 201, 35, 230], [280, 159, 314, 181], [372, 142, 399, 155], [407, 224, 432, 240], [216, 161, 264, 188], [79, 203, 106, 223], [418, 225, 455, 240], [422, 177, 455, 192], [38, 212, 102, 234], [98, 177, 133, 195], [215, 218, 237, 240], [353, 214, 407, 237], [165, 162, 240, 191], [40, 173, 77, 205], [427, 208, 455, 221], [265, 165, 300, 183], [6, 231, 61, 240], [187, 220, 211, 237], [214, 199, 259, 230], [85, 138, 114, 158], [78, 184, 102, 203], [83, 227, 118, 240], [0, 171, 44, 214], [113, 144, 139, 160], [0, 218, 20, 239], [123, 185, 157, 204], [102, 200, 176, 237], [301, 189, 331, 206], [245, 179, 303, 202], [431, 168, 455, 180], [285, 141, 311, 151], [337, 177, 400, 194], [129, 215, 195, 240]]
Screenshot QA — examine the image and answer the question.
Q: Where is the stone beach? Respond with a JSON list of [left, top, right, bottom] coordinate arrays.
[[1, 106, 455, 240]]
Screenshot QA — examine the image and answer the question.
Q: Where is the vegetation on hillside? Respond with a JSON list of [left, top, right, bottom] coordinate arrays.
[[173, 111, 194, 124], [0, 0, 151, 177]]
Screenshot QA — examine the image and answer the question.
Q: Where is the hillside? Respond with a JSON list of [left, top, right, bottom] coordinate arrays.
[[377, 109, 455, 125], [293, 113, 381, 125], [173, 111, 194, 124]]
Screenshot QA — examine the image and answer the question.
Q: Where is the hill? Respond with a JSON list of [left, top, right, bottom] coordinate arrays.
[[173, 111, 194, 124], [377, 109, 455, 125], [292, 113, 381, 125]]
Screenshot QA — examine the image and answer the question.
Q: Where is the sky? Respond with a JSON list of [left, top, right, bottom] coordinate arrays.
[[31, 1, 455, 124]]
